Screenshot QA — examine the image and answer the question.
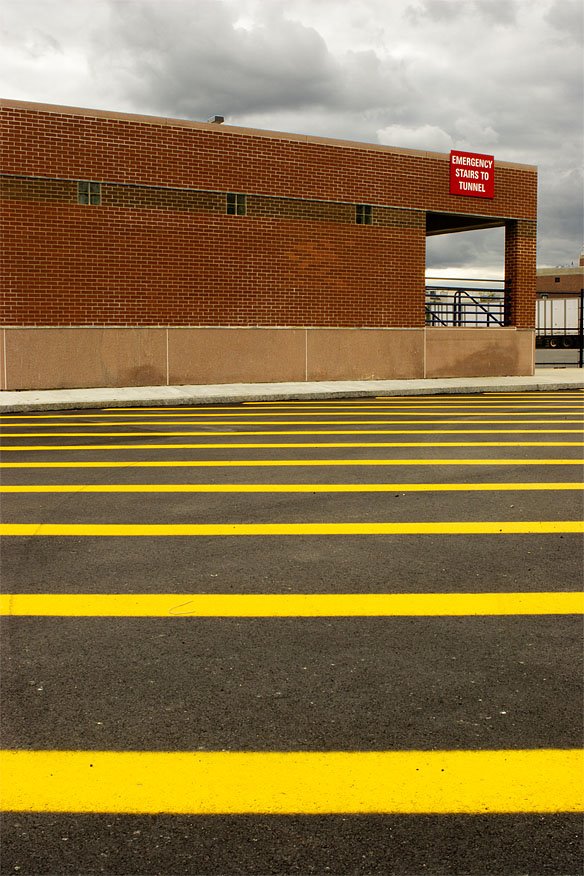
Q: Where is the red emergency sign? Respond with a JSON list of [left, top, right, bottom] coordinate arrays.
[[450, 150, 495, 199]]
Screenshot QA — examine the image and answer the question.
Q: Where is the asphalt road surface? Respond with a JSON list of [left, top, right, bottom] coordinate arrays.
[[535, 347, 582, 367], [1, 390, 583, 875]]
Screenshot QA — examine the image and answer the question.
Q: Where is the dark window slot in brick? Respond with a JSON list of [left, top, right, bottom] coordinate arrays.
[[78, 181, 101, 205], [227, 193, 246, 216], [356, 204, 372, 225]]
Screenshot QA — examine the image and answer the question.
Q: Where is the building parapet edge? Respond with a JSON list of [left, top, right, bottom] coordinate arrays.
[[0, 97, 537, 173]]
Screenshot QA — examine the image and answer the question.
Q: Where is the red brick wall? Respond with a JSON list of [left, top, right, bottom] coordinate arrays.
[[1, 200, 424, 327], [505, 220, 538, 329], [0, 104, 537, 217], [0, 101, 537, 330], [536, 270, 584, 295]]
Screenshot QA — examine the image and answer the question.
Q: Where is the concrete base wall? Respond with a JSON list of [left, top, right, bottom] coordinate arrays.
[[1, 327, 535, 391], [425, 328, 535, 378]]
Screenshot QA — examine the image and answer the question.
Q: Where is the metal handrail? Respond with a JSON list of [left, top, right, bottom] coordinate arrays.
[[424, 304, 449, 327], [425, 284, 509, 327], [454, 289, 505, 326]]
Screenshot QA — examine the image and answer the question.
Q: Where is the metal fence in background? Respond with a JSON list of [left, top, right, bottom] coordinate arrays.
[[424, 280, 583, 368], [425, 279, 509, 327]]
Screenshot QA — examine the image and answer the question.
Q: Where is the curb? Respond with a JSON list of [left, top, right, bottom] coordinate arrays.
[[1, 373, 583, 413]]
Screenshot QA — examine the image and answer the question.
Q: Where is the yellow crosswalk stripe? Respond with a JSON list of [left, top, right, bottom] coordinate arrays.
[[95, 407, 584, 415], [2, 441, 582, 452], [2, 458, 582, 469], [247, 394, 584, 402], [1, 521, 582, 537], [2, 748, 582, 814], [2, 592, 582, 617], [2, 481, 581, 493], [107, 402, 584, 408], [248, 396, 584, 403], [242, 406, 584, 412], [112, 410, 584, 418], [2, 427, 583, 434], [3, 411, 582, 421], [3, 420, 582, 428], [3, 415, 583, 425]]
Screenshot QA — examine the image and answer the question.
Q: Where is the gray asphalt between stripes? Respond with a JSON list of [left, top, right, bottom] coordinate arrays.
[[1, 391, 583, 875]]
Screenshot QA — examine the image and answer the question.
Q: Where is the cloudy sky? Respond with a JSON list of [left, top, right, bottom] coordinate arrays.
[[1, 0, 582, 276]]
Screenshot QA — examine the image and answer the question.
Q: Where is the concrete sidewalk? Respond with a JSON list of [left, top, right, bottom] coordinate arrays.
[[1, 369, 583, 412]]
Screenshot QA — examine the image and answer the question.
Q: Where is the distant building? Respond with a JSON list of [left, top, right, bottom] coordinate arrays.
[[537, 249, 584, 296]]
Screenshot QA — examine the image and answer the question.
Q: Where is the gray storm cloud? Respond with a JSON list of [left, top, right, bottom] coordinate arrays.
[[91, 1, 410, 120], [1, 0, 582, 270], [91, 2, 337, 117]]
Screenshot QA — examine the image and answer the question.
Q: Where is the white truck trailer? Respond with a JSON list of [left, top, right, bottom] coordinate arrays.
[[536, 295, 583, 348]]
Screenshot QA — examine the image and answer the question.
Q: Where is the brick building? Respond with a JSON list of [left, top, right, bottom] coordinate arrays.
[[0, 99, 537, 390], [536, 251, 584, 296]]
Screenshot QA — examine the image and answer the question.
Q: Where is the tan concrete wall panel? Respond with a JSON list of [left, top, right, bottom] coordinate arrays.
[[2, 325, 536, 389], [3, 328, 167, 390], [425, 328, 535, 378], [306, 329, 424, 381], [168, 328, 306, 385]]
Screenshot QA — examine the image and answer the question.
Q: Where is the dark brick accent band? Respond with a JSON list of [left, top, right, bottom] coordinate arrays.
[[1, 175, 425, 229]]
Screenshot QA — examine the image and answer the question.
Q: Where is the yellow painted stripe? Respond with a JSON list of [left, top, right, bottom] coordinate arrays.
[[371, 400, 584, 404], [2, 441, 582, 452], [3, 413, 582, 422], [248, 395, 584, 402], [3, 427, 583, 435], [6, 406, 580, 423], [4, 420, 583, 431], [250, 393, 584, 399], [105, 403, 583, 409], [3, 405, 581, 422], [364, 401, 584, 406], [1, 482, 582, 494], [1, 521, 582, 537], [3, 421, 582, 429], [2, 592, 582, 617], [292, 406, 584, 411], [91, 411, 581, 419], [2, 749, 582, 814], [1, 458, 582, 469], [5, 402, 581, 419]]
